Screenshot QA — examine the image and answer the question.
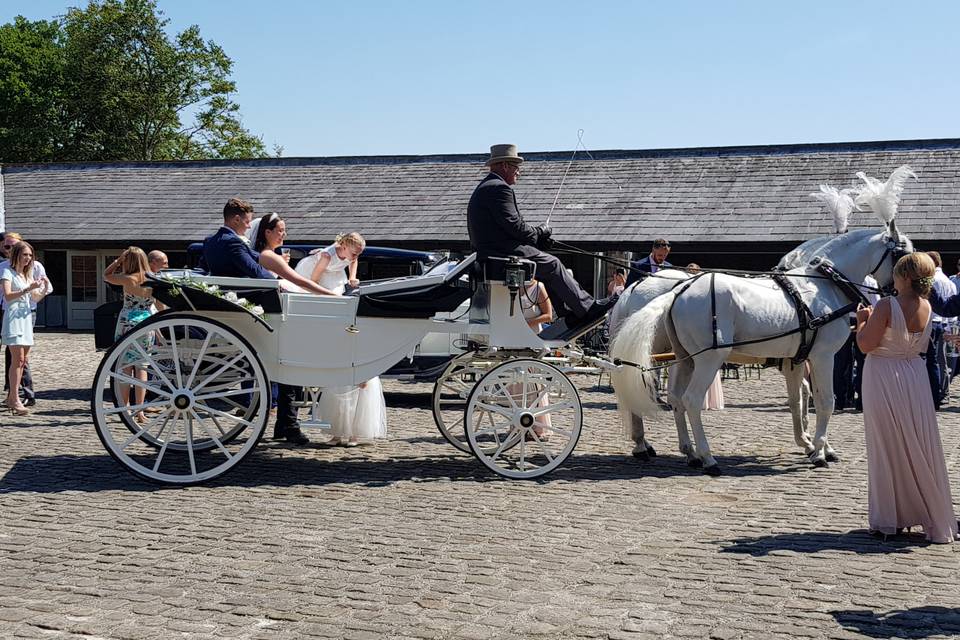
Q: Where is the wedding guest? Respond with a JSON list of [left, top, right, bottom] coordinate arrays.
[[520, 278, 553, 438], [202, 198, 311, 445], [103, 247, 157, 424], [253, 212, 338, 295], [607, 268, 627, 296], [856, 252, 957, 543], [1, 232, 49, 407], [626, 238, 673, 287], [2, 241, 47, 415], [295, 231, 365, 295], [147, 250, 169, 273], [926, 251, 955, 408], [852, 274, 881, 412]]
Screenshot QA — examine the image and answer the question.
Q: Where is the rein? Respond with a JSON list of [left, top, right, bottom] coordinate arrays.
[[551, 239, 885, 295]]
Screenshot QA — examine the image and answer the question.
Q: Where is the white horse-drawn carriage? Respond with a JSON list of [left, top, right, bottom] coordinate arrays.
[[91, 166, 918, 485], [92, 254, 605, 484]]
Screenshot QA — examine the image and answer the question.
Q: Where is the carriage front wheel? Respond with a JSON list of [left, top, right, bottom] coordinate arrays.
[[432, 352, 488, 454], [91, 313, 270, 485], [465, 359, 582, 479]]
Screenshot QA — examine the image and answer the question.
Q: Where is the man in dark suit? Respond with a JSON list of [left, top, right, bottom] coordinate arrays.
[[625, 238, 673, 287], [467, 144, 617, 327], [202, 197, 309, 445]]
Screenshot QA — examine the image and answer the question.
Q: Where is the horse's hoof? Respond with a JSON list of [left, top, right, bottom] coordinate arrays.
[[687, 458, 703, 469], [645, 445, 657, 458], [703, 464, 722, 477], [632, 449, 651, 462], [812, 458, 829, 468], [825, 451, 840, 463]]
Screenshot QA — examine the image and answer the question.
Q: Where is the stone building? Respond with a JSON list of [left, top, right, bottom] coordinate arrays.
[[1, 137, 958, 329]]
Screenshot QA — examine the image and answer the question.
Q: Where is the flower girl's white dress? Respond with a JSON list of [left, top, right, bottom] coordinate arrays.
[[319, 378, 387, 441]]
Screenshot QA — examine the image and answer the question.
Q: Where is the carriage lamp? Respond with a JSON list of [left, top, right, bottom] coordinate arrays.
[[504, 257, 525, 317]]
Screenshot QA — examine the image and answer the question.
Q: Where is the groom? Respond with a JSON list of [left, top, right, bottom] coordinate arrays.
[[202, 197, 310, 446]]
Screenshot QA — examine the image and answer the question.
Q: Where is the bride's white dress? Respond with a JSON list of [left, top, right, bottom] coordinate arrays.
[[294, 244, 350, 294], [319, 378, 387, 440]]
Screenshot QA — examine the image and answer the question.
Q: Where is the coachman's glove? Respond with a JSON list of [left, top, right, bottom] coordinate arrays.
[[537, 225, 554, 250]]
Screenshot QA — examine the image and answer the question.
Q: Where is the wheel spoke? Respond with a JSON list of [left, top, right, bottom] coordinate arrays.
[[119, 408, 174, 450], [106, 370, 171, 398], [104, 399, 169, 416], [491, 382, 519, 410], [190, 352, 248, 394], [474, 401, 514, 418], [132, 342, 176, 392], [185, 412, 197, 476], [168, 325, 185, 388], [194, 387, 257, 402], [532, 401, 574, 417], [152, 440, 170, 473], [190, 409, 233, 460], [194, 402, 254, 426], [184, 332, 214, 388]]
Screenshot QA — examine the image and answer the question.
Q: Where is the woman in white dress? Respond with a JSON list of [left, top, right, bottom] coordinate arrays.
[[2, 242, 47, 416], [295, 232, 365, 295], [253, 213, 338, 295], [518, 279, 553, 439]]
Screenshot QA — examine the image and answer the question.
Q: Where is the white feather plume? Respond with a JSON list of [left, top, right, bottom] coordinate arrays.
[[810, 184, 856, 233], [853, 165, 917, 224]]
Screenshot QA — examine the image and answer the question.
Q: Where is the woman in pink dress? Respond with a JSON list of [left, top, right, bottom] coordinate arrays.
[[856, 252, 957, 543]]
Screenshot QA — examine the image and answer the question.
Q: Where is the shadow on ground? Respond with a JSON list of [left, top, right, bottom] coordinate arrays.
[[0, 447, 805, 494], [718, 531, 928, 556], [831, 606, 960, 638]]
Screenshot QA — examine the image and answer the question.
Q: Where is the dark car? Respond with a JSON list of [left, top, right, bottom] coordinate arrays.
[[94, 243, 458, 380]]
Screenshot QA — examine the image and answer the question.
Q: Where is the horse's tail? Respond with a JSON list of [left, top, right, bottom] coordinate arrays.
[[610, 290, 674, 421]]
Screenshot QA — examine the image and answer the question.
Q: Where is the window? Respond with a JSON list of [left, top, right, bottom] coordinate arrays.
[[70, 255, 98, 302]]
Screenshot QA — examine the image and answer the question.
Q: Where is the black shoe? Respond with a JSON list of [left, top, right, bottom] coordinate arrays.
[[283, 428, 310, 446], [23, 397, 36, 407]]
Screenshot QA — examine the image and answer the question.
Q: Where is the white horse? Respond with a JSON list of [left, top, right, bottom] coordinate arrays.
[[611, 222, 910, 475], [607, 236, 834, 463]]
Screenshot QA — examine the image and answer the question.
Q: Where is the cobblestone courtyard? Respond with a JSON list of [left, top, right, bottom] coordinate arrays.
[[3, 332, 960, 639]]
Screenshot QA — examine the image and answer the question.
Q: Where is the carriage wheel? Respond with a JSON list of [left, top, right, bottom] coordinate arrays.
[[465, 359, 582, 479], [431, 353, 488, 453], [92, 314, 270, 485], [110, 317, 258, 452]]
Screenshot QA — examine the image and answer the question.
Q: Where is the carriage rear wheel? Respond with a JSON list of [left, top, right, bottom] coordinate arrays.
[[465, 359, 582, 479], [92, 314, 270, 485], [432, 352, 488, 453]]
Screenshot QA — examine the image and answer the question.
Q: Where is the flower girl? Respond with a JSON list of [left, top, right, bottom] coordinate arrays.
[[294, 231, 365, 295]]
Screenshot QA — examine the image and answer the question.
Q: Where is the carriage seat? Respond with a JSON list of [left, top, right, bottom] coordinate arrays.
[[474, 255, 536, 285], [354, 254, 476, 319]]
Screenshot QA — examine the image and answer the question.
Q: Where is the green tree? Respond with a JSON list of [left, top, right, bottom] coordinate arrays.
[[0, 17, 67, 162], [0, 0, 268, 162]]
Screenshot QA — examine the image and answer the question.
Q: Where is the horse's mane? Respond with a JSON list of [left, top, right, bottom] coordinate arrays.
[[811, 228, 882, 262]]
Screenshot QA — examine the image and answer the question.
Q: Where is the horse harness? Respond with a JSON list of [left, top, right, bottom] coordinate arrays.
[[663, 260, 871, 366]]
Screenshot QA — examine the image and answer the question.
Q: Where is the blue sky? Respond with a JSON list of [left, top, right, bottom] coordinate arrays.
[[4, 1, 959, 157]]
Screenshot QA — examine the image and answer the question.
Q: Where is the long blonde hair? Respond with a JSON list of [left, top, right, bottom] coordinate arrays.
[[9, 241, 35, 279], [335, 232, 366, 253], [120, 247, 150, 281]]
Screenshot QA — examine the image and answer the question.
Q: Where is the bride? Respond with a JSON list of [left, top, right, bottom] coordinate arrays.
[[251, 212, 338, 295]]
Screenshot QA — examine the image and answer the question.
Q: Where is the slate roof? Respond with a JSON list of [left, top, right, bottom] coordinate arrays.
[[2, 138, 959, 249]]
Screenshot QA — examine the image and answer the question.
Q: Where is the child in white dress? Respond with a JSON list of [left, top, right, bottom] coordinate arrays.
[[300, 232, 386, 445], [295, 232, 365, 295]]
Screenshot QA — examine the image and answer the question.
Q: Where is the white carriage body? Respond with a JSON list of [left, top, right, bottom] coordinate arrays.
[[161, 254, 565, 387]]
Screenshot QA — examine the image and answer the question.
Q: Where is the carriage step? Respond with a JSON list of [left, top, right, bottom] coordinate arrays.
[[299, 420, 332, 430], [539, 314, 607, 343]]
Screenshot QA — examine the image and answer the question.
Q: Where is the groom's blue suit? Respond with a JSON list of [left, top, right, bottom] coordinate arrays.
[[201, 225, 306, 443], [202, 227, 272, 279]]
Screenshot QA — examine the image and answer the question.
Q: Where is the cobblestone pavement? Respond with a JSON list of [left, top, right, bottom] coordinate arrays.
[[3, 332, 960, 639]]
